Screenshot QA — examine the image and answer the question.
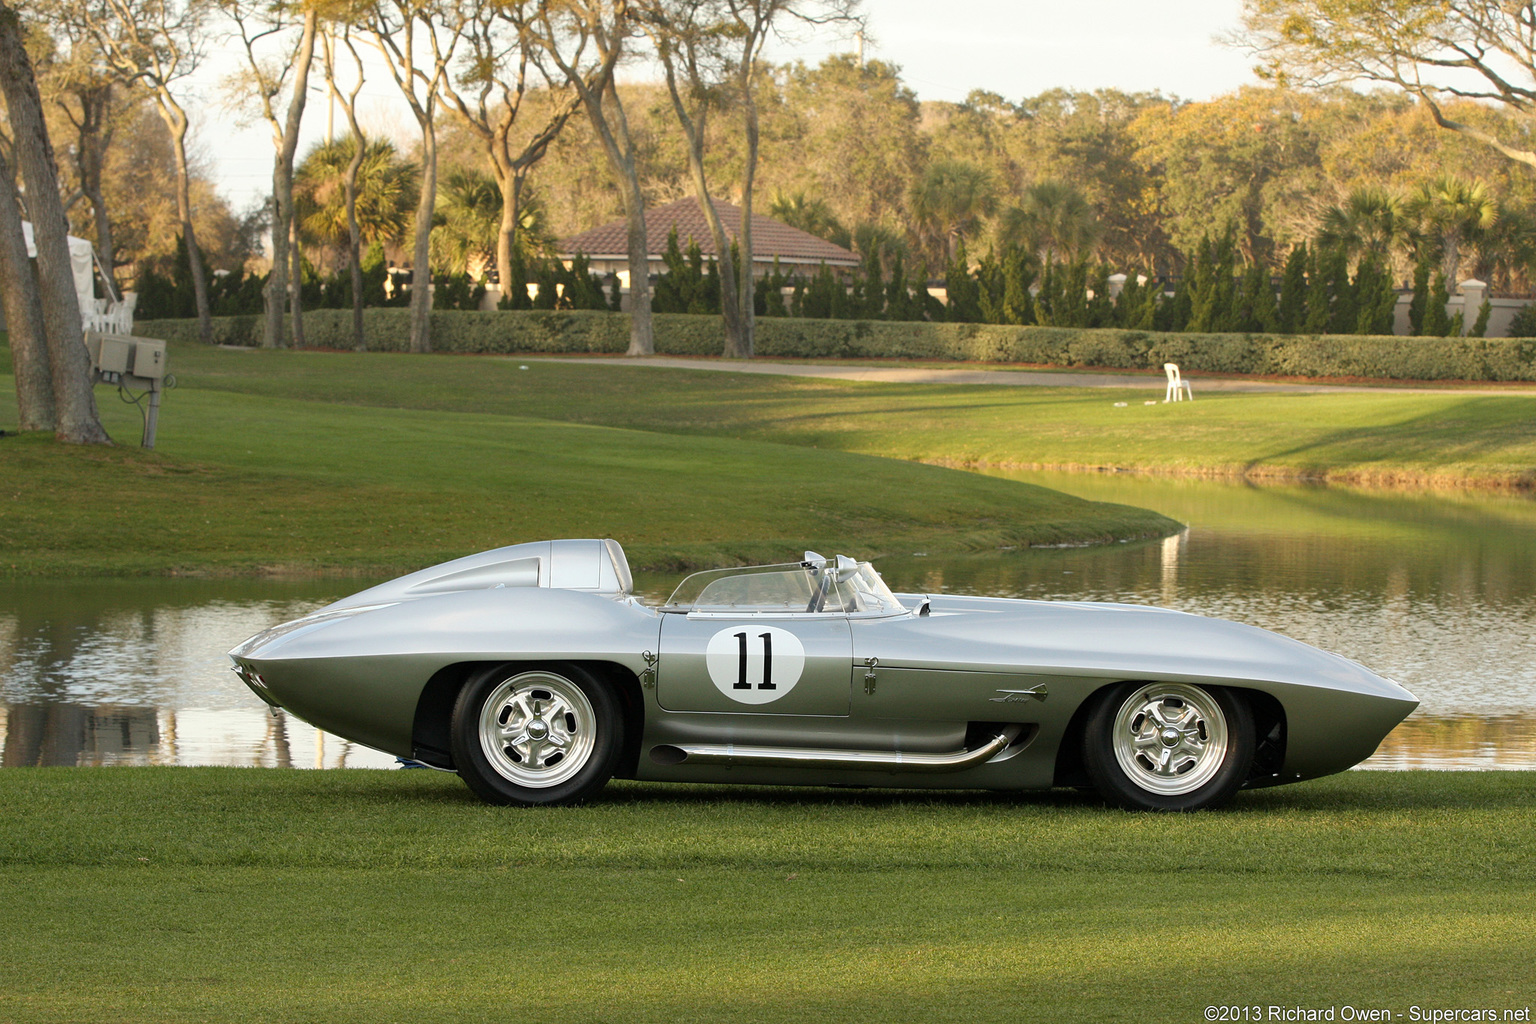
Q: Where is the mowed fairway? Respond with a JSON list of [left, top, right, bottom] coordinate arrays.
[[0, 340, 1178, 575], [0, 768, 1532, 1022], [164, 343, 1536, 488]]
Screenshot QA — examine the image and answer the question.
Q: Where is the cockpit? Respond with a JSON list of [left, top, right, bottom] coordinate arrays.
[[661, 553, 907, 616]]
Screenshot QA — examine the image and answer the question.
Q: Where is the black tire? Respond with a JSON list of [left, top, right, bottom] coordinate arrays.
[[1082, 681, 1254, 811], [450, 662, 623, 806]]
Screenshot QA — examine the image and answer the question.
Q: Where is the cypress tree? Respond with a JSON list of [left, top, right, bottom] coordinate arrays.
[[1302, 246, 1332, 334], [1060, 258, 1090, 327], [1237, 262, 1277, 333], [1352, 258, 1397, 335], [1407, 258, 1432, 336], [945, 240, 981, 323], [1275, 244, 1307, 334], [1423, 272, 1455, 336], [862, 250, 885, 319], [1001, 247, 1035, 325], [1086, 265, 1113, 328], [884, 252, 919, 322], [1157, 266, 1193, 333], [1323, 248, 1355, 334], [1187, 238, 1216, 331], [1035, 259, 1057, 325], [976, 249, 1005, 324]]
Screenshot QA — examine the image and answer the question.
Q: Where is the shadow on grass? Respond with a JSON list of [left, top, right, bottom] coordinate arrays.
[[425, 770, 1533, 814]]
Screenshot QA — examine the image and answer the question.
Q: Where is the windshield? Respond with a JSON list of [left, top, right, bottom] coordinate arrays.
[[663, 559, 906, 615]]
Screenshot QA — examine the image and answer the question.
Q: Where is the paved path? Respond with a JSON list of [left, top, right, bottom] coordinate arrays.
[[528, 355, 1535, 395]]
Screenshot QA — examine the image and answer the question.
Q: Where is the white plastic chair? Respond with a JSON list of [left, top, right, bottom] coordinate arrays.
[[1164, 363, 1193, 402]]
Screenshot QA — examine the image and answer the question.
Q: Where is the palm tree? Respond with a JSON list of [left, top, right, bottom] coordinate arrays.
[[293, 136, 419, 265], [1316, 187, 1406, 265], [431, 169, 555, 279], [996, 180, 1101, 264], [907, 160, 997, 264], [1407, 174, 1498, 286], [768, 191, 849, 248]]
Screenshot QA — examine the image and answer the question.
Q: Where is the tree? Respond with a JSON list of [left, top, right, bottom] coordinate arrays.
[[294, 136, 418, 253], [1275, 244, 1308, 333], [776, 56, 924, 236], [368, 0, 469, 353], [767, 190, 846, 245], [528, 0, 651, 355], [0, 0, 109, 443], [431, 166, 500, 275], [0, 143, 56, 431], [61, 0, 215, 344], [1241, 0, 1536, 171], [1316, 186, 1406, 265], [641, 0, 858, 358], [318, 22, 369, 349], [225, 0, 319, 350], [998, 179, 1101, 265], [438, 0, 583, 312], [34, 12, 123, 290], [1406, 173, 1497, 285], [908, 159, 996, 266]]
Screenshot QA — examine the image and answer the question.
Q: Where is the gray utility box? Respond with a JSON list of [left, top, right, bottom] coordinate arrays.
[[86, 332, 165, 380], [85, 331, 168, 448]]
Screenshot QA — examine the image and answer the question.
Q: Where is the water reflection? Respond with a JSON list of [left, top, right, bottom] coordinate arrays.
[[0, 579, 395, 769], [2, 475, 1534, 771]]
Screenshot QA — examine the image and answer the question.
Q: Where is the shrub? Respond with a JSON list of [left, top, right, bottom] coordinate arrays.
[[133, 310, 1536, 382]]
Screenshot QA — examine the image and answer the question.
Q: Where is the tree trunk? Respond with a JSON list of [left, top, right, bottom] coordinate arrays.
[[0, 151, 55, 432], [590, 79, 650, 356], [620, 169, 653, 355], [659, 59, 743, 358], [737, 77, 760, 358], [71, 83, 118, 293], [277, 11, 318, 352], [409, 114, 436, 354], [345, 149, 365, 350], [491, 149, 517, 310], [264, 192, 288, 348], [289, 215, 306, 347], [158, 95, 213, 345], [0, 1, 109, 444]]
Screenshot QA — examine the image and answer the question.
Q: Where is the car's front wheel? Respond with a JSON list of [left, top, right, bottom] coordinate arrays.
[[450, 663, 623, 806], [1082, 681, 1254, 811]]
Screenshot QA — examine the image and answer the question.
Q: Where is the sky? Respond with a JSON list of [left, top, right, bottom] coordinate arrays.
[[193, 0, 1259, 216]]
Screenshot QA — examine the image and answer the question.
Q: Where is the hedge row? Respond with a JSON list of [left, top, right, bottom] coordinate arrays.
[[134, 309, 1536, 382]]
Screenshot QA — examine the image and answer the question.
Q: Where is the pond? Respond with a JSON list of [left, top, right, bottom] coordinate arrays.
[[3, 473, 1532, 771]]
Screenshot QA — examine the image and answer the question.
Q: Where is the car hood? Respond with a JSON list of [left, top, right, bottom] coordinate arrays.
[[884, 593, 1415, 703]]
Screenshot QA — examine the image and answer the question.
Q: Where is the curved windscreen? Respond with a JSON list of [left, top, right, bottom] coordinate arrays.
[[663, 560, 906, 615]]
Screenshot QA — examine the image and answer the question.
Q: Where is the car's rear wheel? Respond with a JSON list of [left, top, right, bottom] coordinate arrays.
[[1083, 681, 1254, 811], [450, 663, 623, 806]]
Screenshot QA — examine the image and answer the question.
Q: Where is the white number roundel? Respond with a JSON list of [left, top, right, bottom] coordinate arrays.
[[704, 626, 806, 704]]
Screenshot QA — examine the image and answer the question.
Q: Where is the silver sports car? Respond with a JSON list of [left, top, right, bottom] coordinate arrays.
[[230, 538, 1418, 811]]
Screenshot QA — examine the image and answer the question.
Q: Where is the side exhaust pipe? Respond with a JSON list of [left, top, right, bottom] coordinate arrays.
[[649, 725, 1026, 773]]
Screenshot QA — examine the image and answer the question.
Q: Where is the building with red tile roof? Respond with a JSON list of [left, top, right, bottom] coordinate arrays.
[[557, 196, 859, 288]]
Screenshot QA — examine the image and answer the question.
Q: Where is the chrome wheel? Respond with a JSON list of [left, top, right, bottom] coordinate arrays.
[[477, 671, 597, 789], [1111, 682, 1229, 796]]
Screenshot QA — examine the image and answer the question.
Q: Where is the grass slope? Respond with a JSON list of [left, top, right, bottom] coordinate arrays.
[[0, 345, 1176, 575], [166, 345, 1536, 488], [1, 768, 1532, 1022]]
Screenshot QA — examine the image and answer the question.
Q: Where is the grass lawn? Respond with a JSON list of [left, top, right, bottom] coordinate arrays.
[[164, 344, 1536, 488], [0, 767, 1532, 1022], [0, 341, 1178, 576]]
